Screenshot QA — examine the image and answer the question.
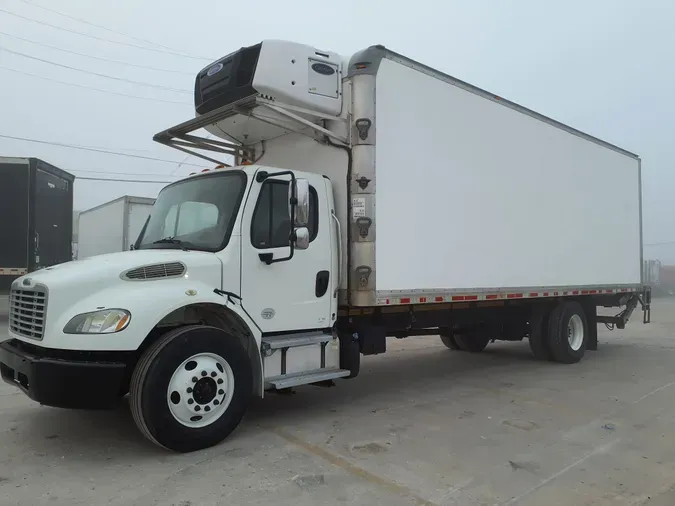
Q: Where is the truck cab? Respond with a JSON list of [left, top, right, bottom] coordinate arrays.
[[0, 158, 349, 452], [1, 40, 357, 453], [133, 164, 340, 335]]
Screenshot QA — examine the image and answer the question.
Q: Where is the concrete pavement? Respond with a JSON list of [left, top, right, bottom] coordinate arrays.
[[1, 299, 675, 505]]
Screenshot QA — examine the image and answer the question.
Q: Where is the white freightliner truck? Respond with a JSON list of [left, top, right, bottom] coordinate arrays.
[[1, 40, 651, 452]]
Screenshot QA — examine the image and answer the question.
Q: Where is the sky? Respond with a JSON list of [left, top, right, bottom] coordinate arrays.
[[1, 0, 674, 260]]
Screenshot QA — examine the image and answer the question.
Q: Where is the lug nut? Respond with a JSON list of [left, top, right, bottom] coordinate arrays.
[[204, 406, 211, 412], [188, 398, 194, 405], [213, 399, 220, 405], [195, 405, 201, 412], [192, 376, 197, 383], [187, 387, 193, 393], [217, 379, 223, 384], [211, 371, 217, 377], [218, 389, 224, 395], [201, 370, 207, 377]]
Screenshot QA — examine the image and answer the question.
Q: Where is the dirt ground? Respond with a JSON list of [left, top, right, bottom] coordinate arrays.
[[1, 298, 675, 505]]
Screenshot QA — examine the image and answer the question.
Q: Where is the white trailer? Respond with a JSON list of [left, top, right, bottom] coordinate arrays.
[[77, 196, 155, 259], [643, 260, 662, 287], [1, 40, 651, 453]]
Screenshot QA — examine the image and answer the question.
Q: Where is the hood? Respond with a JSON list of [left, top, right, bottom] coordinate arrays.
[[7, 249, 229, 350], [14, 250, 222, 292]]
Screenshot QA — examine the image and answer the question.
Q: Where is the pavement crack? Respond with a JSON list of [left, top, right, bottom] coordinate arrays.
[[266, 425, 436, 506], [501, 439, 621, 506]]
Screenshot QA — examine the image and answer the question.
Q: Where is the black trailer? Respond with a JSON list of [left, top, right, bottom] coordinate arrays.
[[0, 157, 75, 292]]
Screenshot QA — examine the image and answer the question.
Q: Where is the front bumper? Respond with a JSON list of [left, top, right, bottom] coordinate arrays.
[[0, 339, 128, 409]]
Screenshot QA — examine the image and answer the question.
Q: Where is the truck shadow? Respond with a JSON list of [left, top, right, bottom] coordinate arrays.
[[10, 339, 624, 456], [244, 339, 606, 423]]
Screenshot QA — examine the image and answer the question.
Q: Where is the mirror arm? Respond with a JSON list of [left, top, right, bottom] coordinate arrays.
[[258, 241, 295, 265]]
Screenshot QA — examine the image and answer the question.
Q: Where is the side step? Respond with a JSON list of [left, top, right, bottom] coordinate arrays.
[[261, 332, 332, 353], [265, 368, 351, 390]]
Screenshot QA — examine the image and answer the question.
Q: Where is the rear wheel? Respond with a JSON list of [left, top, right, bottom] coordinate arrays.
[[440, 332, 460, 350], [130, 325, 253, 452], [546, 301, 588, 364], [455, 333, 490, 353]]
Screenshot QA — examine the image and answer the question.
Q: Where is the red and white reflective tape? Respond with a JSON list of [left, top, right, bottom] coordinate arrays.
[[0, 267, 27, 275], [376, 287, 637, 306]]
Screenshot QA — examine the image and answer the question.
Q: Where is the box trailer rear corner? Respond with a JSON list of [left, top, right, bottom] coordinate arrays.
[[0, 157, 75, 291], [77, 195, 155, 259]]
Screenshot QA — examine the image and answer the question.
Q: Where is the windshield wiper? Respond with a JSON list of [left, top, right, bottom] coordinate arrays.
[[152, 237, 190, 251]]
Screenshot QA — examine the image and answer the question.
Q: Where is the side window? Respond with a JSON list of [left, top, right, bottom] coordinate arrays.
[[251, 181, 318, 249]]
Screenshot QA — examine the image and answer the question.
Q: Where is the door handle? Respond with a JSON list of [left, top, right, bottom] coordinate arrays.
[[315, 270, 330, 297]]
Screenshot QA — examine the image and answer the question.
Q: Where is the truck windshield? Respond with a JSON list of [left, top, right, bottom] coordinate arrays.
[[136, 171, 247, 252]]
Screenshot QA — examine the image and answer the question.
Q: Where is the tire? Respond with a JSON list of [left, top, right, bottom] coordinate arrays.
[[454, 333, 490, 353], [440, 334, 460, 350], [130, 325, 253, 453], [546, 301, 588, 364], [529, 306, 553, 361]]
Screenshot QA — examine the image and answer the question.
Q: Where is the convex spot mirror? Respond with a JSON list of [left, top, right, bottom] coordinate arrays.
[[294, 227, 310, 250]]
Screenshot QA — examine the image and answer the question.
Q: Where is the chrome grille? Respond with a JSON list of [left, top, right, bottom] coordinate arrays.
[[9, 287, 47, 340], [123, 262, 186, 280]]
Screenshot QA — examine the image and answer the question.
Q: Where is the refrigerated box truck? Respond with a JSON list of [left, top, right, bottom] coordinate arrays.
[[1, 40, 651, 452], [77, 196, 155, 259], [0, 157, 75, 292]]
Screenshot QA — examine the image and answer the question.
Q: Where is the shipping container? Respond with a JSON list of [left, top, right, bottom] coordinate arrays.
[[0, 157, 74, 291]]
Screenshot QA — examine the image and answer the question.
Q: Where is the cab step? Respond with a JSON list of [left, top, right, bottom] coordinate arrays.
[[265, 368, 351, 390], [261, 332, 332, 353]]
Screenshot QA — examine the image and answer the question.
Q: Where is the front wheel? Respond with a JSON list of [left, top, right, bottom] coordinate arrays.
[[130, 325, 253, 452]]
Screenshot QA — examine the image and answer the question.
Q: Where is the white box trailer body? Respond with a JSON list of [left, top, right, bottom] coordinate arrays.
[[371, 56, 641, 296], [77, 196, 155, 259]]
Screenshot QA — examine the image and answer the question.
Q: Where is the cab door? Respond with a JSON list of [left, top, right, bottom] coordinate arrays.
[[240, 171, 334, 334]]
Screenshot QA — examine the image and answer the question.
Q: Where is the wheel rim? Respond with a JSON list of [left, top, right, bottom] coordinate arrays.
[[167, 352, 235, 428], [567, 314, 584, 351]]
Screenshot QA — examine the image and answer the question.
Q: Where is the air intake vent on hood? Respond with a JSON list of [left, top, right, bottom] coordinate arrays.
[[122, 262, 186, 281]]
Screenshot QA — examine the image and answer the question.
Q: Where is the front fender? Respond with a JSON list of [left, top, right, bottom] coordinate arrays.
[[27, 278, 260, 352]]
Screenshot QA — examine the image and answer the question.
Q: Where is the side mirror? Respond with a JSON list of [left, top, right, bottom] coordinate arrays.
[[294, 227, 310, 250], [289, 178, 310, 227]]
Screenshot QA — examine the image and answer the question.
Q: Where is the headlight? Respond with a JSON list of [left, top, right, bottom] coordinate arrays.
[[63, 309, 131, 334]]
